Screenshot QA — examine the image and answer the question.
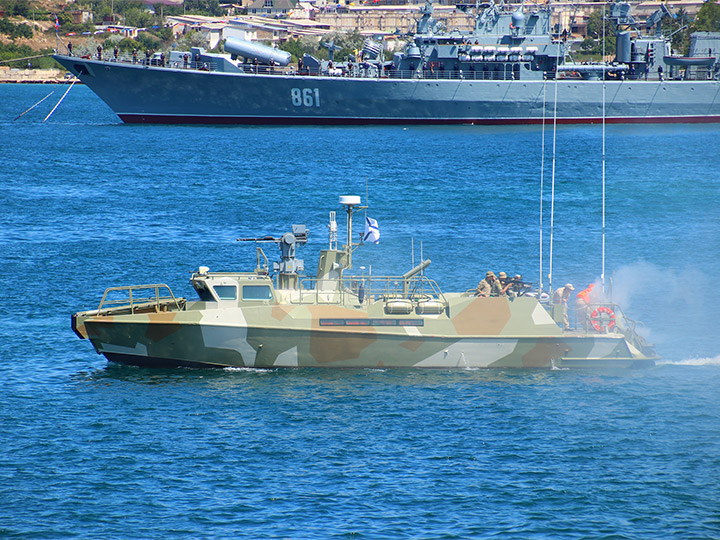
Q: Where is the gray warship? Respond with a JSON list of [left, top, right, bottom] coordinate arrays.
[[72, 196, 658, 369], [53, 0, 720, 125]]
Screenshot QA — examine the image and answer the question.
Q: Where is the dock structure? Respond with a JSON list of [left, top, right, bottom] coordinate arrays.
[[0, 68, 78, 84]]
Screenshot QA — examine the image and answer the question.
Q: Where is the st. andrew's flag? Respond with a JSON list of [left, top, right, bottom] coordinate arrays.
[[363, 216, 380, 244]]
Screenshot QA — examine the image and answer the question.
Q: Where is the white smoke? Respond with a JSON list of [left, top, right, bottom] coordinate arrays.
[[600, 261, 717, 360], [658, 356, 720, 367]]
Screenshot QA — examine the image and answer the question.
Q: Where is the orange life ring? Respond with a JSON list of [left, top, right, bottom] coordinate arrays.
[[590, 306, 616, 332]]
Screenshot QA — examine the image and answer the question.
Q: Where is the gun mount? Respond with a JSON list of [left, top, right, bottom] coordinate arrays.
[[238, 225, 308, 289]]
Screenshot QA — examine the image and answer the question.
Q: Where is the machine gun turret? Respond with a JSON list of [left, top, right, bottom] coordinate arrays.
[[238, 225, 308, 288]]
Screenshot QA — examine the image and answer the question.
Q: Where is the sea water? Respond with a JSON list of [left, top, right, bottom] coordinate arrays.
[[1, 84, 719, 538]]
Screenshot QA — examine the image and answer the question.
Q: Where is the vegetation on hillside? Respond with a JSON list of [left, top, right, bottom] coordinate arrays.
[[0, 42, 57, 68], [0, 17, 33, 39], [279, 31, 367, 63]]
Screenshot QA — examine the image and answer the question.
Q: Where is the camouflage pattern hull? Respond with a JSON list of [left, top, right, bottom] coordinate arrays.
[[54, 56, 720, 125], [73, 295, 655, 369]]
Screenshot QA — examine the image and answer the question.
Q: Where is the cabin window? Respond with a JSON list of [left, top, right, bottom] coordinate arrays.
[[213, 285, 238, 300], [243, 285, 273, 300]]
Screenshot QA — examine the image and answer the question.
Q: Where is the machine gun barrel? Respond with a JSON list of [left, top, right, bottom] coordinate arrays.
[[236, 235, 280, 243]]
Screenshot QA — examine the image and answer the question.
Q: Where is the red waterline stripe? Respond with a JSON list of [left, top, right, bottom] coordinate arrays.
[[118, 114, 720, 126]]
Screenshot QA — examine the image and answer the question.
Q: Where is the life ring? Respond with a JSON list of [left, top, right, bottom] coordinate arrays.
[[590, 306, 616, 332]]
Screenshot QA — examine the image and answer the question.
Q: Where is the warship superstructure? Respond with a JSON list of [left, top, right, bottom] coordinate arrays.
[[72, 196, 657, 369], [53, 1, 720, 125]]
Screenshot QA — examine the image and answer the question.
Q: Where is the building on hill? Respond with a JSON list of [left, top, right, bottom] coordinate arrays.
[[248, 0, 298, 17]]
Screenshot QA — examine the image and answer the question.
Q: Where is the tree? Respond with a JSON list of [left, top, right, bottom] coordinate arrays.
[[583, 6, 616, 56], [663, 7, 690, 55], [693, 0, 720, 32]]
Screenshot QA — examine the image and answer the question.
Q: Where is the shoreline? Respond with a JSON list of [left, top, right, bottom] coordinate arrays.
[[0, 67, 80, 84]]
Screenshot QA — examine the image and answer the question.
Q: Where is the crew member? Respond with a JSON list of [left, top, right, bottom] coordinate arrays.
[[497, 271, 513, 296], [552, 283, 575, 330], [476, 271, 502, 297], [506, 274, 527, 297], [575, 283, 595, 329]]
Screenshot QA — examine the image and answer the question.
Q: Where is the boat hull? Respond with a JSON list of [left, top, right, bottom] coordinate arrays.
[[82, 318, 654, 370], [55, 56, 720, 125]]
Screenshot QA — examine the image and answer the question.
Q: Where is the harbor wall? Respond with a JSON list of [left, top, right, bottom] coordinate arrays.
[[0, 67, 76, 84]]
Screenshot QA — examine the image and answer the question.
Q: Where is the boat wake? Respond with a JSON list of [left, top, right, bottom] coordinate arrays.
[[658, 356, 720, 367]]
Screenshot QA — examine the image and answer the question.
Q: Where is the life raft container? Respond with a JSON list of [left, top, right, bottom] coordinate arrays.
[[590, 306, 616, 332], [384, 299, 413, 315]]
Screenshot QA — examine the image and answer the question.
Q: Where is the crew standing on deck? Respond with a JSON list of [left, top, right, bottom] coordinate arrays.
[[477, 271, 503, 297], [553, 283, 575, 330], [575, 283, 595, 329]]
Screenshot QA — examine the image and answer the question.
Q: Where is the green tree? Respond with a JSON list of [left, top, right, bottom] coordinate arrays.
[[0, 0, 29, 18], [692, 0, 720, 32], [183, 0, 223, 17], [583, 7, 615, 56], [123, 7, 157, 28], [662, 7, 690, 55], [0, 18, 33, 39], [177, 29, 210, 50]]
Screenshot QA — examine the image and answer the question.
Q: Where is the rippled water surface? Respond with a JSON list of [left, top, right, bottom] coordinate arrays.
[[1, 84, 719, 539]]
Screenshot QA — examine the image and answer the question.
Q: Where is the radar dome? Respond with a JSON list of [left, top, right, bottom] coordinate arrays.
[[511, 11, 525, 28], [339, 195, 361, 206]]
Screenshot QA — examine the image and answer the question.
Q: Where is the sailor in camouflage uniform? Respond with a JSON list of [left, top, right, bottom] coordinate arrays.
[[476, 271, 503, 297]]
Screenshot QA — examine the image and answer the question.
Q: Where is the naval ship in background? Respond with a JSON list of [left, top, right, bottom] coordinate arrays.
[[54, 0, 720, 125]]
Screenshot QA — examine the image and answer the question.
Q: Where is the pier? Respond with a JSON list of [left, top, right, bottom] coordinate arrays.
[[0, 67, 78, 84]]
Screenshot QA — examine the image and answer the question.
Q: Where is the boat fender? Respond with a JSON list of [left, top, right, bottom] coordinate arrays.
[[590, 306, 616, 332]]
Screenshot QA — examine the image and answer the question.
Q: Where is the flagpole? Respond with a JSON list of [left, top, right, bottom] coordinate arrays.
[[54, 13, 59, 52]]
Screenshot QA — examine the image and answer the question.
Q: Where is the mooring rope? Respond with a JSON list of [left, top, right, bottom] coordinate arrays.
[[0, 54, 53, 65], [43, 80, 76, 123], [14, 89, 56, 120]]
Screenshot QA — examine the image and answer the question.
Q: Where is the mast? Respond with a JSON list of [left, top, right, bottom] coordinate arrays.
[[539, 77, 547, 292], [548, 28, 561, 293], [339, 195, 364, 270], [601, 1, 607, 294]]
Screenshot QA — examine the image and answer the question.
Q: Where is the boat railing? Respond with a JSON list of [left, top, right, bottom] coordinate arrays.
[[96, 284, 185, 314], [294, 274, 446, 306], [558, 301, 636, 334]]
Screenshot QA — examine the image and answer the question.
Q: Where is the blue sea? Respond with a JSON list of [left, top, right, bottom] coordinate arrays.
[[1, 84, 719, 539]]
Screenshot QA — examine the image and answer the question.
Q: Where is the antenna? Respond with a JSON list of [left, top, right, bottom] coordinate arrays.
[[548, 28, 561, 293], [328, 211, 337, 250], [539, 76, 547, 292], [601, 1, 607, 295]]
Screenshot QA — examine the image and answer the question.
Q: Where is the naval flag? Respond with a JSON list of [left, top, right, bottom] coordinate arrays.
[[363, 216, 380, 244]]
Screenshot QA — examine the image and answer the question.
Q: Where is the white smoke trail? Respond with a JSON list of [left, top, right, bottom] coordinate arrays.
[[658, 356, 720, 367], [597, 261, 717, 361]]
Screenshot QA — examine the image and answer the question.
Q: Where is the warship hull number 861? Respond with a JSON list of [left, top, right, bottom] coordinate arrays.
[[54, 1, 720, 125]]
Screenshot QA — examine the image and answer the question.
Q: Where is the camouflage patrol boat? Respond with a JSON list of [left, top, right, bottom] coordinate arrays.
[[72, 196, 657, 369]]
